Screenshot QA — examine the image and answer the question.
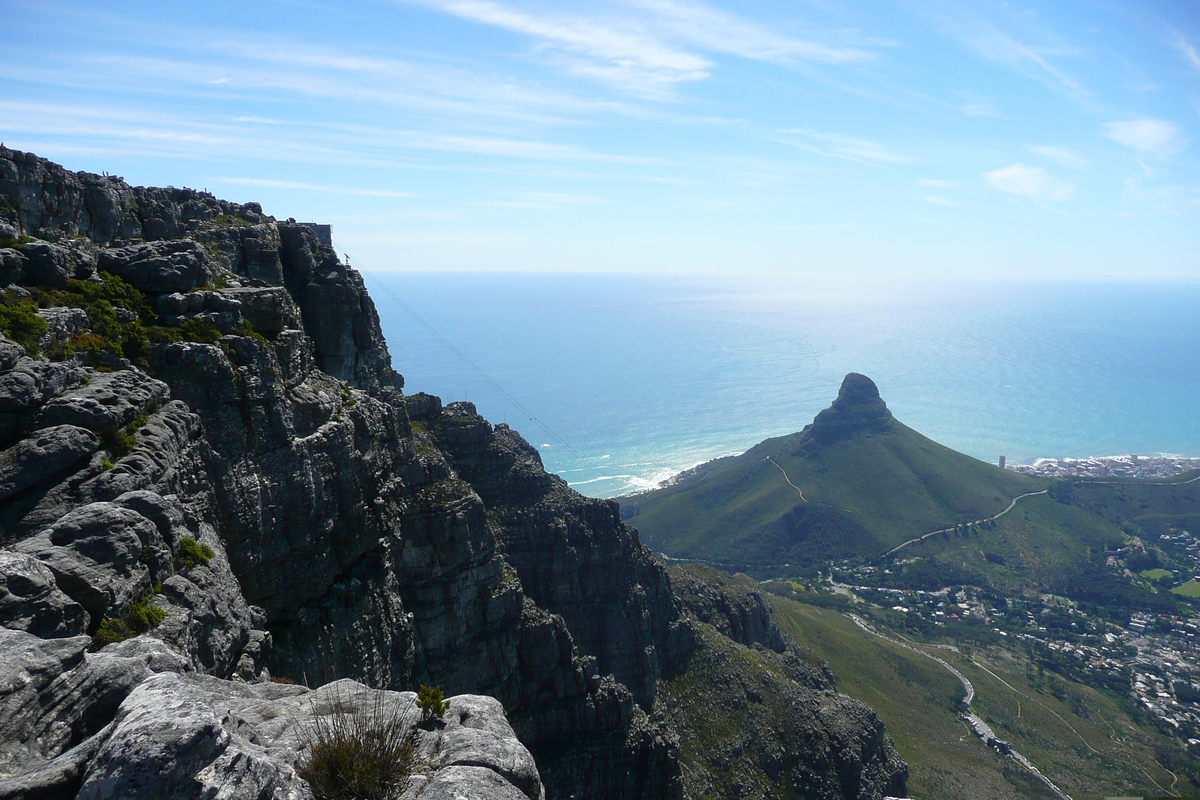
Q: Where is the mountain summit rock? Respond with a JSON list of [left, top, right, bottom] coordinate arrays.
[[810, 373, 893, 442]]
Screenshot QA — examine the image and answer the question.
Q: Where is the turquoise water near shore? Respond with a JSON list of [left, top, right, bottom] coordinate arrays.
[[369, 273, 1200, 498]]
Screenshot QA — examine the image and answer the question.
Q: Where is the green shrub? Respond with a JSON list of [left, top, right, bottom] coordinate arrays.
[[99, 426, 137, 457], [0, 299, 48, 352], [175, 537, 215, 570], [234, 320, 268, 344], [92, 595, 168, 648], [299, 689, 416, 800], [416, 685, 450, 726], [176, 317, 222, 343]]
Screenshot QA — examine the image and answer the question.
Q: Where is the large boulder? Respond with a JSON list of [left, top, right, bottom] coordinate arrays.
[[0, 551, 89, 637], [97, 241, 216, 293], [12, 502, 156, 622]]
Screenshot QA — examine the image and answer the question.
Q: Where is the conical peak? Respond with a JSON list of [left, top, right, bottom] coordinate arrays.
[[809, 373, 893, 442]]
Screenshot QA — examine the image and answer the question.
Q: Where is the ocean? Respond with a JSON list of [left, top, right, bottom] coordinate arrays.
[[366, 272, 1200, 499]]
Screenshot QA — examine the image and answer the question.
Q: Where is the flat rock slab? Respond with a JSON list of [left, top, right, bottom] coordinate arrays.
[[67, 675, 543, 800], [35, 370, 170, 433], [0, 425, 99, 501]]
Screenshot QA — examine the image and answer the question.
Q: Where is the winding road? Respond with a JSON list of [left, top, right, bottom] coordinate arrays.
[[846, 613, 1074, 800]]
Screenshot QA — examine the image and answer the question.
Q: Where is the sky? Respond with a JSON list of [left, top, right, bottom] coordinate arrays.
[[2, 0, 1199, 278]]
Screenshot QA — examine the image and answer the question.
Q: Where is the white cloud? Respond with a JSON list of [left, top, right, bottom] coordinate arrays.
[[923, 7, 1087, 101], [984, 163, 1075, 202], [772, 129, 912, 164], [420, 0, 874, 96], [473, 191, 605, 208], [953, 90, 1002, 117], [629, 0, 874, 65], [1033, 146, 1087, 170], [216, 178, 417, 197], [434, 0, 711, 94], [1103, 119, 1187, 158], [1172, 32, 1200, 72]]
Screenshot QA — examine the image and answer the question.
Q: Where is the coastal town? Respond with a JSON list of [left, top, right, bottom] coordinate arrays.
[[1009, 454, 1200, 480]]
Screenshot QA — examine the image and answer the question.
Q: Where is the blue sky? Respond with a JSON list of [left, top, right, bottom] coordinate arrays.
[[3, 0, 1198, 278]]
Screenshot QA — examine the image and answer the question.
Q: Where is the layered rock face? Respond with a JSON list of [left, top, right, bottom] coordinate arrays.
[[0, 148, 906, 800], [810, 373, 894, 443]]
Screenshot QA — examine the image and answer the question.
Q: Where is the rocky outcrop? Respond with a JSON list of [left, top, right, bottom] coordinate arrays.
[[668, 564, 786, 653], [810, 373, 894, 443], [658, 568, 908, 800], [0, 648, 541, 800], [0, 148, 907, 800]]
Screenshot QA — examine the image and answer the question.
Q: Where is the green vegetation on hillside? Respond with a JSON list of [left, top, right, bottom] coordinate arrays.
[[768, 596, 1184, 799], [623, 417, 1045, 574]]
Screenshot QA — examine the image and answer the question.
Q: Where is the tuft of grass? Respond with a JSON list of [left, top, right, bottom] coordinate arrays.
[[92, 595, 168, 648], [174, 537, 214, 571], [299, 687, 417, 800], [416, 685, 450, 727], [99, 426, 138, 457]]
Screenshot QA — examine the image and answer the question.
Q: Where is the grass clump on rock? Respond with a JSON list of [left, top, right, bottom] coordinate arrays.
[[174, 537, 214, 570], [93, 595, 168, 648], [299, 688, 417, 800]]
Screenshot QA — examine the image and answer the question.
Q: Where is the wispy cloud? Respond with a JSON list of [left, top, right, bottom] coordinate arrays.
[[431, 0, 712, 95], [771, 129, 912, 164], [629, 0, 876, 65], [1103, 119, 1187, 158], [472, 190, 606, 208], [1033, 146, 1087, 170], [216, 178, 417, 197], [1172, 31, 1200, 72], [922, 5, 1087, 101], [984, 163, 1075, 202], [417, 0, 875, 97], [952, 90, 1002, 117]]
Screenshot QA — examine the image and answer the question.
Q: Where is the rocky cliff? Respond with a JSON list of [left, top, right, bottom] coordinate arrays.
[[0, 148, 906, 799], [809, 374, 893, 444]]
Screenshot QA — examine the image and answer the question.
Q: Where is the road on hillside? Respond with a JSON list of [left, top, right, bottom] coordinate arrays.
[[846, 614, 1074, 800]]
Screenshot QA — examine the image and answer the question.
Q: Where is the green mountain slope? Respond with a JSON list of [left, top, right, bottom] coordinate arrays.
[[621, 373, 1047, 571]]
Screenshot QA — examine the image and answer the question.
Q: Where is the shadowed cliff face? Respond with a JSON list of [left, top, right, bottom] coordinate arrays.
[[0, 148, 906, 800], [810, 373, 894, 443]]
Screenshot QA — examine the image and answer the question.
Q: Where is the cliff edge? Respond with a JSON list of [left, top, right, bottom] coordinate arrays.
[[0, 148, 906, 800]]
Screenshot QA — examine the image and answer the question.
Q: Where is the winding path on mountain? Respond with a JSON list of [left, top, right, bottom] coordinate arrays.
[[846, 613, 1075, 800]]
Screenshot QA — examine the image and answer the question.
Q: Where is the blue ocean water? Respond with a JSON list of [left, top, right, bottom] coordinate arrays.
[[368, 272, 1200, 499]]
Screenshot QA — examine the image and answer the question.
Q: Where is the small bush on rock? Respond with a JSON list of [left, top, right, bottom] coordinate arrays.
[[299, 689, 416, 800], [175, 537, 214, 570], [92, 596, 168, 648], [416, 685, 450, 727], [0, 298, 48, 353]]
